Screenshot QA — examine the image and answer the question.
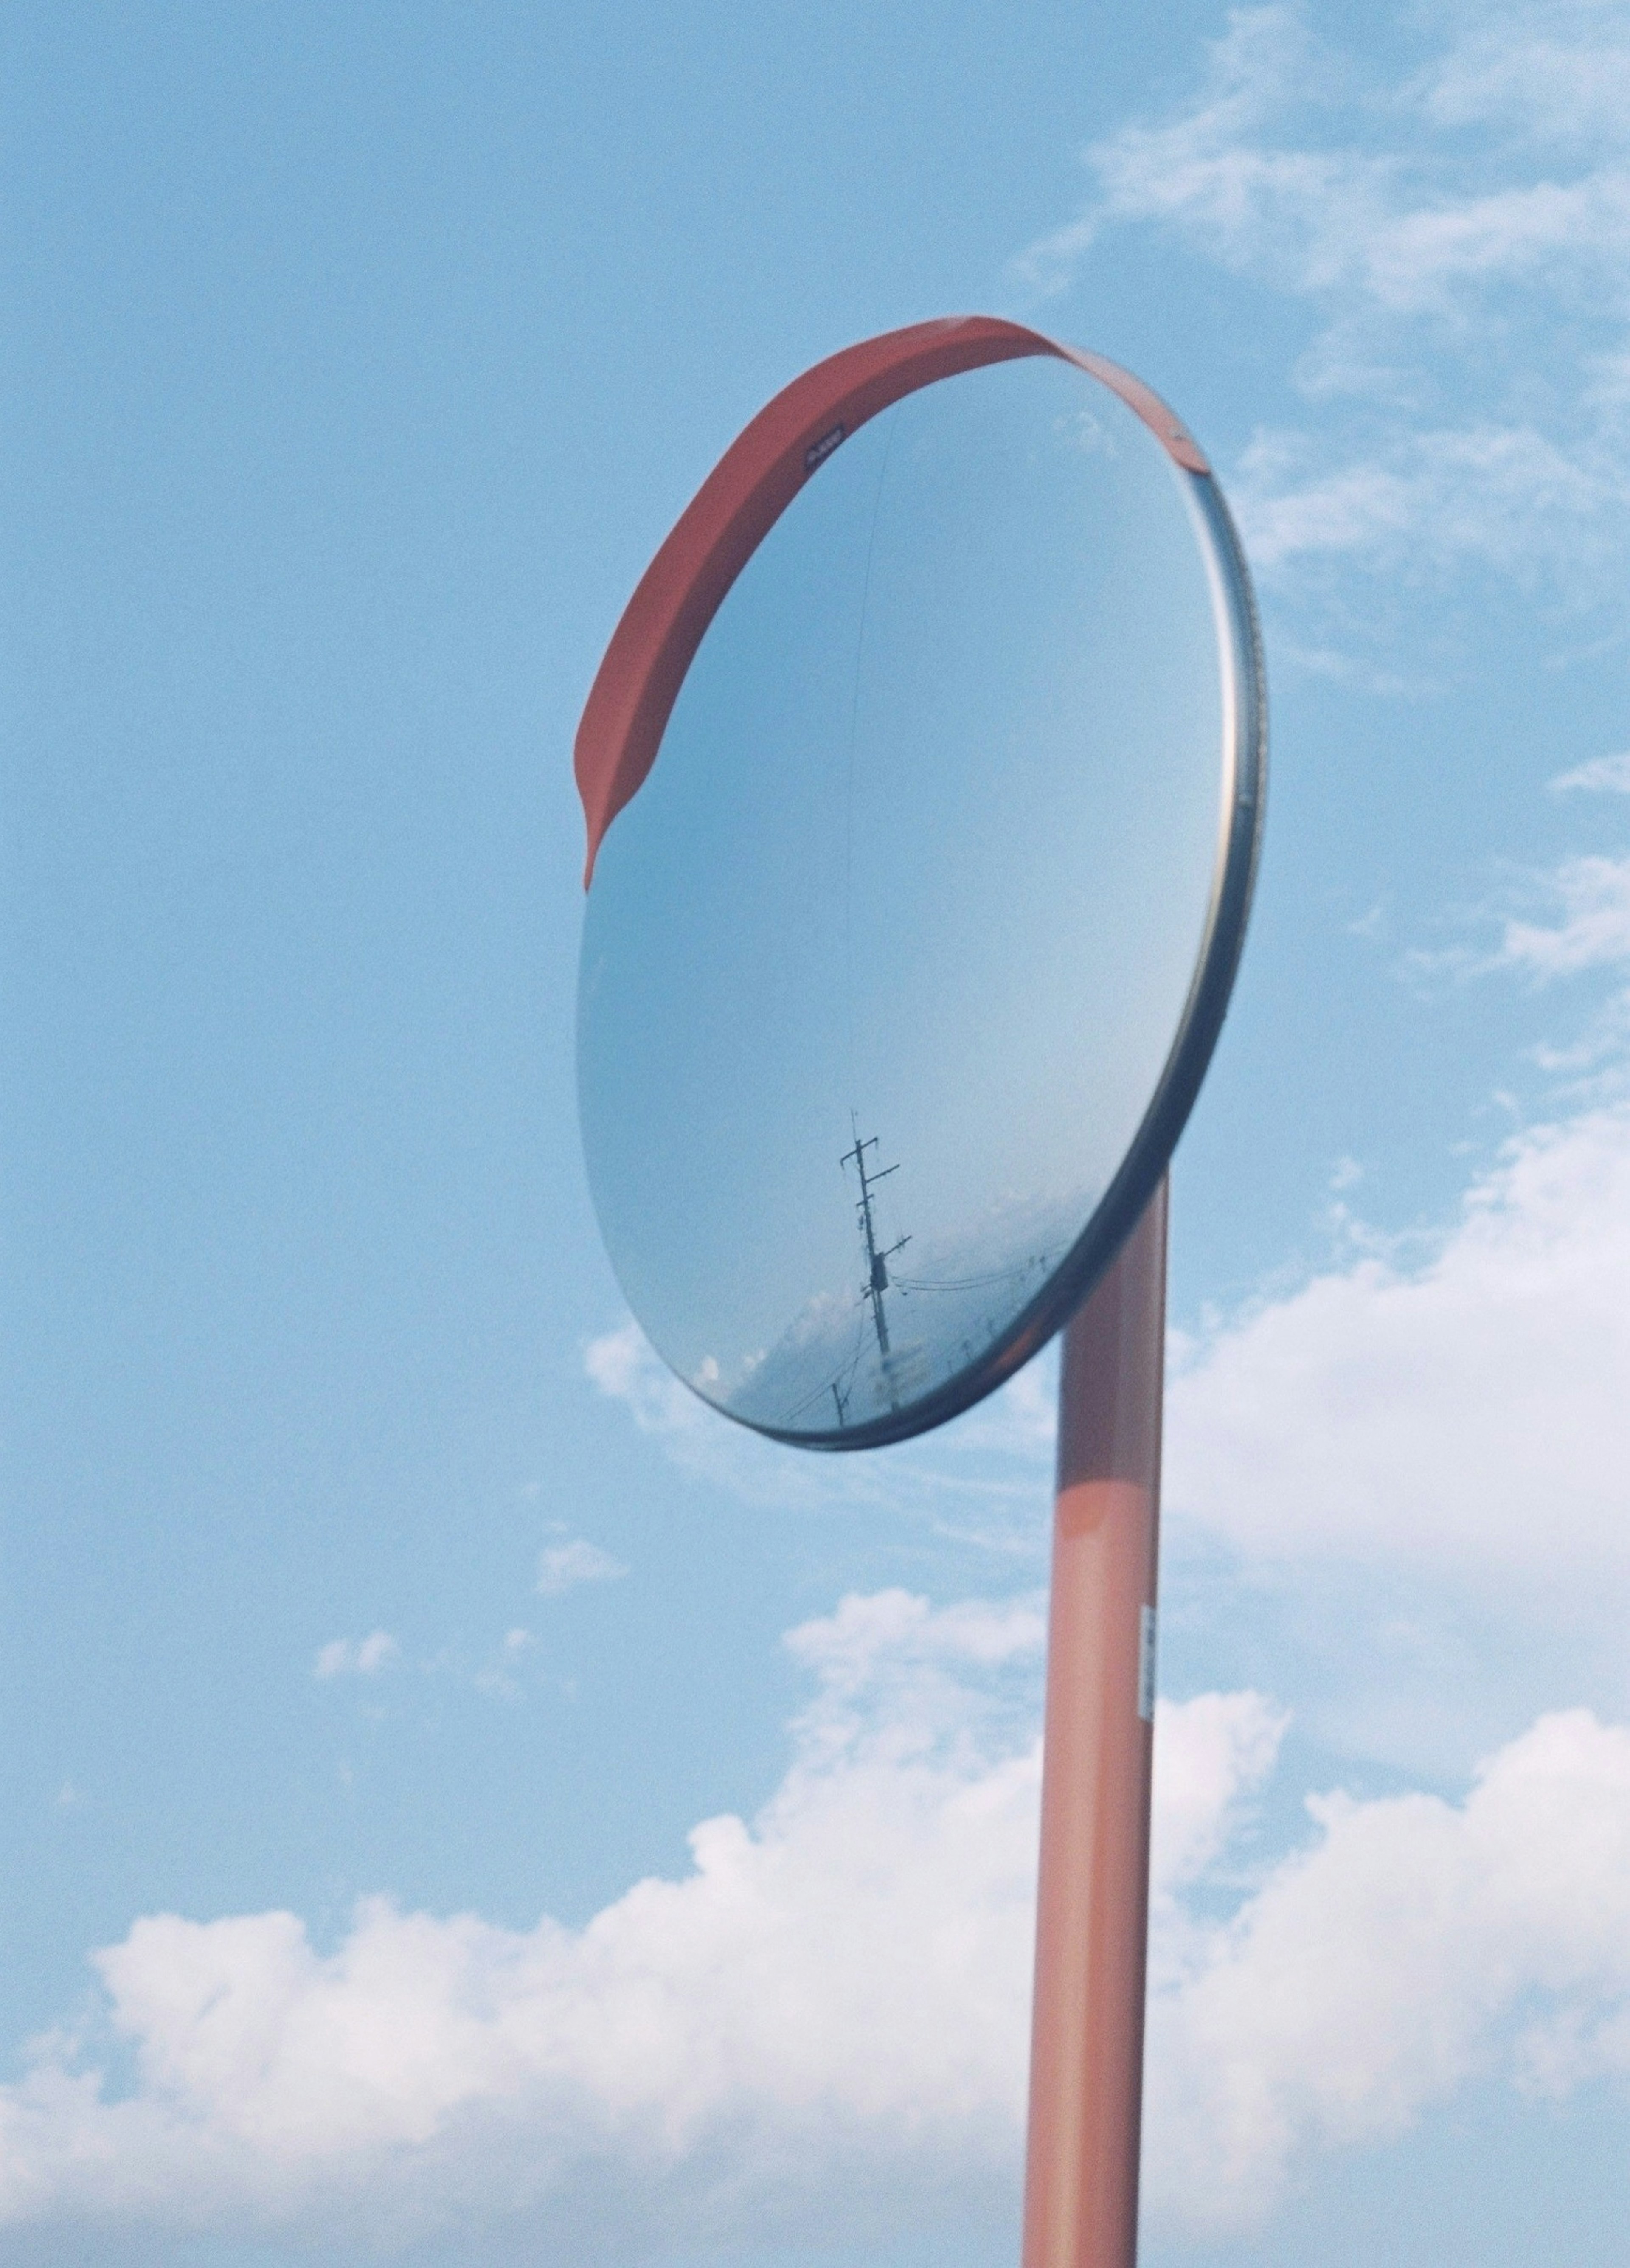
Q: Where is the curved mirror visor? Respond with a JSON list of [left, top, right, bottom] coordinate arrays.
[[579, 355, 1226, 1442]]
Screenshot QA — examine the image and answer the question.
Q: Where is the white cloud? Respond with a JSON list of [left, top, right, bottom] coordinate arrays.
[[6, 1592, 1630, 2254], [535, 1537, 627, 1599], [1148, 1687, 1287, 1897], [1165, 1097, 1630, 1597], [0, 1592, 1046, 2254], [1492, 854, 1630, 981], [313, 1632, 399, 1681], [474, 1628, 538, 1701], [1233, 422, 1625, 577], [1418, 1, 1630, 144], [1552, 748, 1630, 794], [582, 1317, 845, 1513], [1403, 846, 1630, 1020], [584, 1316, 704, 1443], [1155, 886, 1630, 1765], [583, 1315, 1058, 1556], [1146, 1705, 1630, 2226], [1015, 1, 1630, 615], [1029, 3, 1630, 315], [1016, 8, 1356, 300]]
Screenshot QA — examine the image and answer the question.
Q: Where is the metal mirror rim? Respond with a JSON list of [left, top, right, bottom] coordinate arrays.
[[576, 315, 1267, 1450]]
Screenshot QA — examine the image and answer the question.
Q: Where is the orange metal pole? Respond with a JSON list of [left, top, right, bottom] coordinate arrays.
[[1021, 1179, 1167, 2268]]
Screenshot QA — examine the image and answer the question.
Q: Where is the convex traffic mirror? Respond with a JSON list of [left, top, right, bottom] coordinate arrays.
[[576, 318, 1265, 1448]]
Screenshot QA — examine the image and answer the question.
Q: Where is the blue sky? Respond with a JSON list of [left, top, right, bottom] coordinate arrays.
[[3, 2, 1630, 2262]]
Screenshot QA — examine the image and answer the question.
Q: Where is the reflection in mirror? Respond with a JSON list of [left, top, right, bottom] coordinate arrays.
[[579, 354, 1233, 1444]]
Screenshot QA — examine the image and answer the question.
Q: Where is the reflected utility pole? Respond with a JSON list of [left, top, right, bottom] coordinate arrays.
[[841, 1118, 910, 1365]]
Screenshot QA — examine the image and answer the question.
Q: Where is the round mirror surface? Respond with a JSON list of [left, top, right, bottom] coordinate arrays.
[[578, 347, 1262, 1447]]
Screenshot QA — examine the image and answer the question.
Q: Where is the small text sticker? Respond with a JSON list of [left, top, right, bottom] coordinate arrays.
[[804, 423, 846, 473]]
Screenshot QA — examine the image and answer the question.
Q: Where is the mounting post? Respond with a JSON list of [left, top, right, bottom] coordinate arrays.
[[1022, 1178, 1167, 2268]]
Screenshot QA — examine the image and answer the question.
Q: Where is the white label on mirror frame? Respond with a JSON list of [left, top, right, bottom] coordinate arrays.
[[1137, 1604, 1157, 1723]]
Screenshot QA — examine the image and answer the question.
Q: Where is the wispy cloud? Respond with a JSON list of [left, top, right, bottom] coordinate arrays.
[[583, 1316, 1057, 1557], [312, 1631, 398, 1680], [1014, 1, 1630, 637], [1410, 851, 1630, 990], [535, 1537, 627, 1599], [1232, 422, 1624, 577], [1024, 3, 1630, 317], [1417, 1, 1630, 145], [1551, 748, 1630, 794], [475, 1627, 537, 1700], [1492, 855, 1630, 982]]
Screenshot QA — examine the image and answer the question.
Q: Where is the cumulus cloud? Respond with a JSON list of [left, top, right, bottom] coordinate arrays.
[[5, 1593, 1630, 2255], [1146, 1706, 1630, 2225], [312, 1632, 399, 1680], [1153, 907, 1630, 1770], [590, 1032, 1630, 1633], [0, 1593, 1045, 2256], [1166, 1097, 1630, 1597]]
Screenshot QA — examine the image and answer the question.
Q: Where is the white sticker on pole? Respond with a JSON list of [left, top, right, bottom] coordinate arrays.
[[1137, 1604, 1158, 1723]]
